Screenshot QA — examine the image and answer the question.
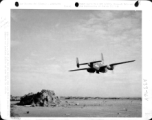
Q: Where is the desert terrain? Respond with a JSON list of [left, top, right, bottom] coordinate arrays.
[[11, 98, 141, 117]]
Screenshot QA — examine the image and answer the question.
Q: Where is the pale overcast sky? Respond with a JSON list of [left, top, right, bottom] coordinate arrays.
[[11, 10, 141, 97]]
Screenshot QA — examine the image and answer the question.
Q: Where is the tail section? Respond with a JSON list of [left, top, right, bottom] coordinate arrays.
[[76, 58, 79, 68], [76, 58, 88, 68], [75, 53, 103, 68], [101, 53, 104, 64]]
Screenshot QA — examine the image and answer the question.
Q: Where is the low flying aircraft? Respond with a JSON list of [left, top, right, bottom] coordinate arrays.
[[69, 53, 135, 74]]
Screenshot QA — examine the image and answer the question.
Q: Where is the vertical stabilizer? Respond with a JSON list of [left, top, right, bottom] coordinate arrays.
[[101, 53, 104, 64]]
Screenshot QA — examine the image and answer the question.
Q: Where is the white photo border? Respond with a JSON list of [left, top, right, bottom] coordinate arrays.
[[0, 0, 152, 120]]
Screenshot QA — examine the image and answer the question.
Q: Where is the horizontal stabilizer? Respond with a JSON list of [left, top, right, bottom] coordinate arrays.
[[79, 63, 89, 65], [90, 60, 101, 64]]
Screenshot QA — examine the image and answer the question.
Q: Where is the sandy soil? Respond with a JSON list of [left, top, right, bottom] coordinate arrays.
[[11, 99, 142, 117]]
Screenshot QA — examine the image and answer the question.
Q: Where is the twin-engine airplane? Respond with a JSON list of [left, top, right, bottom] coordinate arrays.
[[69, 53, 135, 74]]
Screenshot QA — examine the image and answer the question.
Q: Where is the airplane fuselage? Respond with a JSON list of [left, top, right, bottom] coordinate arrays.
[[87, 62, 107, 74]]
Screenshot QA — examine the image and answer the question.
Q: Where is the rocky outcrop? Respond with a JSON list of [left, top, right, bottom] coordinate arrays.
[[19, 89, 60, 107]]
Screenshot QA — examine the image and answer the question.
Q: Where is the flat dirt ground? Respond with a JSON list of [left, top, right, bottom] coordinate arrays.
[[11, 99, 142, 117]]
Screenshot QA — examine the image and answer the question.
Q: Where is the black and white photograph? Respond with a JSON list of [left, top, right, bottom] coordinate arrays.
[[10, 9, 142, 117]]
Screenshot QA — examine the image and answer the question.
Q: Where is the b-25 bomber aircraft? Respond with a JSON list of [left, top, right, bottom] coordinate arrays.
[[69, 53, 135, 74]]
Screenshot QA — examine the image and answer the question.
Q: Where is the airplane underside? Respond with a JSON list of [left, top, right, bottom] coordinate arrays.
[[87, 68, 95, 73], [87, 67, 108, 74]]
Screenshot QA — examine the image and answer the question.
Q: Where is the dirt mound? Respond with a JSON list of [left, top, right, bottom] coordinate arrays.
[[19, 89, 60, 107]]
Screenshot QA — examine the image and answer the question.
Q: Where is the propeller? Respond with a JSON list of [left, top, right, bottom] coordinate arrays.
[[76, 58, 79, 68], [107, 65, 114, 74], [112, 65, 115, 74], [112, 69, 114, 74]]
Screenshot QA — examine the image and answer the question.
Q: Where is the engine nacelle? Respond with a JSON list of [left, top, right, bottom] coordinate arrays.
[[87, 68, 95, 73], [88, 62, 93, 67], [106, 65, 114, 70], [99, 67, 107, 73]]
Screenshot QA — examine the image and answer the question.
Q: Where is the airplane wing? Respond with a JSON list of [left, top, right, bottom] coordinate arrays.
[[69, 68, 89, 72], [109, 60, 135, 66]]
